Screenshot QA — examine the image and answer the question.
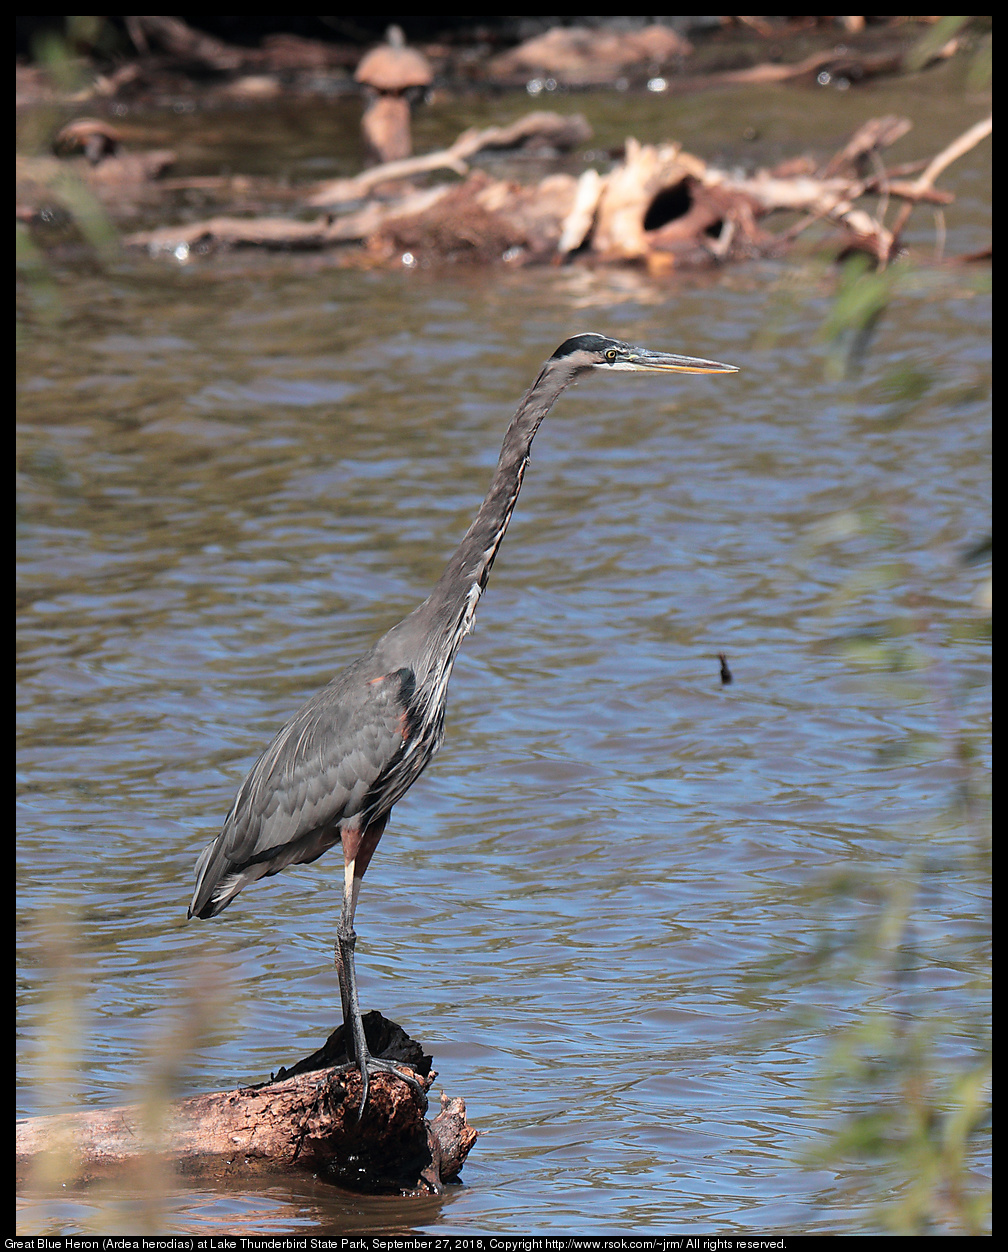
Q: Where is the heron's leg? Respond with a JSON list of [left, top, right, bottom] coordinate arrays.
[[334, 816, 424, 1118], [334, 865, 353, 1029], [334, 817, 378, 1059], [336, 858, 368, 1065], [334, 902, 352, 1031]]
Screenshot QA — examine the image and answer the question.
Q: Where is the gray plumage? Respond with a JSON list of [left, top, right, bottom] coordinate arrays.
[[188, 333, 737, 1113]]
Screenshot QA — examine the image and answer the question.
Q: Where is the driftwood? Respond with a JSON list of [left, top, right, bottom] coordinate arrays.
[[16, 1012, 477, 1197], [484, 25, 956, 90], [16, 147, 177, 225], [819, 114, 914, 178], [486, 24, 693, 86], [885, 114, 993, 256], [120, 112, 991, 271], [307, 111, 593, 207], [123, 16, 245, 72]]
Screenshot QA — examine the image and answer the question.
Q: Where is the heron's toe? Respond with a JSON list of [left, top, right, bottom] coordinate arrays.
[[366, 1055, 427, 1095]]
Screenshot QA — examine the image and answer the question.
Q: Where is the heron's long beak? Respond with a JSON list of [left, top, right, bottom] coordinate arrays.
[[622, 348, 739, 375]]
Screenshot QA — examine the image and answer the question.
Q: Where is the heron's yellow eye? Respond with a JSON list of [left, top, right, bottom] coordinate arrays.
[[605, 349, 618, 362]]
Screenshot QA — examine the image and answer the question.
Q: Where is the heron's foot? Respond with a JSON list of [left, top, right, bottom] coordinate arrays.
[[336, 1053, 427, 1120]]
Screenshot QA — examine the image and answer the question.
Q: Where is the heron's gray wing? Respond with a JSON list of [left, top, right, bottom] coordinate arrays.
[[190, 665, 415, 917]]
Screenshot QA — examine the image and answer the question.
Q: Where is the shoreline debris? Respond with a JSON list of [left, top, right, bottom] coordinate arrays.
[[16, 1012, 476, 1197], [119, 112, 991, 271]]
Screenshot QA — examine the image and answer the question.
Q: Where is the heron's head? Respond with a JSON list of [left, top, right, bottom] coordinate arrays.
[[550, 332, 738, 377]]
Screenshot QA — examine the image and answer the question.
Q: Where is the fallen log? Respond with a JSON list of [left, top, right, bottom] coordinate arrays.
[[307, 111, 593, 208], [707, 36, 961, 88], [120, 113, 990, 273], [365, 169, 584, 264], [124, 16, 244, 72], [16, 1012, 477, 1197], [485, 23, 693, 87]]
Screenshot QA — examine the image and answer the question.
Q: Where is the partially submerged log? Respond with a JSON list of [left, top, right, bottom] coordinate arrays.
[[590, 139, 712, 260], [122, 112, 991, 271], [307, 111, 594, 207], [18, 113, 177, 223], [124, 16, 244, 72], [486, 24, 693, 87], [16, 1012, 477, 1197], [365, 170, 586, 264], [17, 147, 177, 224]]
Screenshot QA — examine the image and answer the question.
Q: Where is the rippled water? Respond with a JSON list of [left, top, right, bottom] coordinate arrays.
[[17, 76, 990, 1235]]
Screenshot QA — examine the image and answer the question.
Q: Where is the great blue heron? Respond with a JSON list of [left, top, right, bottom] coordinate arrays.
[[189, 333, 738, 1114]]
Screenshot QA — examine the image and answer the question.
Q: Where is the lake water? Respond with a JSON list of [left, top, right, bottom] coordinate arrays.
[[16, 68, 990, 1234]]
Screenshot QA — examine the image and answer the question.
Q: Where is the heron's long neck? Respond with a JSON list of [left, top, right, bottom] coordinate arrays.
[[416, 360, 576, 662]]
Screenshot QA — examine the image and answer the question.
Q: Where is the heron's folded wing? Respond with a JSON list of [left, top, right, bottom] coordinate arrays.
[[226, 666, 413, 861]]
